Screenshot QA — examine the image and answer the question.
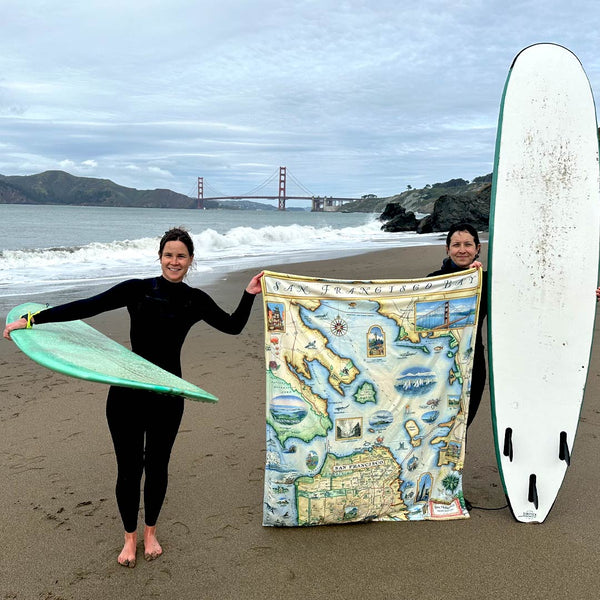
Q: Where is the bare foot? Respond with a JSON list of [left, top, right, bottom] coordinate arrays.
[[143, 525, 163, 561], [118, 531, 137, 568]]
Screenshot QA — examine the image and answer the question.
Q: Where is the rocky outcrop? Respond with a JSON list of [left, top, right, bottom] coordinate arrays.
[[417, 184, 491, 233], [379, 203, 419, 231], [382, 182, 491, 233]]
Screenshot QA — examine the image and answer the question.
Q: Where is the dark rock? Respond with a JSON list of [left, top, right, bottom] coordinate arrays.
[[377, 181, 491, 234], [416, 184, 491, 233], [416, 214, 433, 234], [379, 202, 406, 221], [379, 203, 419, 232]]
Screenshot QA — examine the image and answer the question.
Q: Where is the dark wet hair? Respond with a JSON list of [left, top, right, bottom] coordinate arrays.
[[445, 223, 480, 247], [159, 227, 195, 257]]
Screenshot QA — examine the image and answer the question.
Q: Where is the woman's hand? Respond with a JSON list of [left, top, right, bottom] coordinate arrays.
[[3, 317, 28, 340], [246, 272, 264, 295], [469, 260, 483, 270], [596, 287, 600, 302]]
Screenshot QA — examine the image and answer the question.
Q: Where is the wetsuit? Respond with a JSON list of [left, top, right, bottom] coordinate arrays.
[[33, 276, 256, 532], [427, 259, 488, 427]]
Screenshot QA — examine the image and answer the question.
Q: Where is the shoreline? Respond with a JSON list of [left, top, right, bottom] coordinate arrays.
[[0, 204, 449, 319], [0, 237, 450, 320], [2, 242, 599, 600]]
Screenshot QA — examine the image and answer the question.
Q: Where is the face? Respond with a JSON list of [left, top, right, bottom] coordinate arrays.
[[446, 230, 480, 268], [160, 240, 193, 283]]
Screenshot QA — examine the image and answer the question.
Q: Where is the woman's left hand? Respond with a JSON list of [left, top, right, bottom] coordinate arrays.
[[246, 272, 264, 295], [469, 261, 483, 270]]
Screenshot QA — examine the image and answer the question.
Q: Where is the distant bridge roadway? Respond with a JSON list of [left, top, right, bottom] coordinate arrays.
[[197, 167, 362, 211], [202, 195, 360, 211]]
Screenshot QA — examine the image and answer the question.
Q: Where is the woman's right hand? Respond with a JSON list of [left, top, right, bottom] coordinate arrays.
[[3, 318, 28, 341], [245, 271, 264, 295]]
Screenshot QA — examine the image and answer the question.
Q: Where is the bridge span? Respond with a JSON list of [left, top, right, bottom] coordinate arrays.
[[196, 167, 362, 211]]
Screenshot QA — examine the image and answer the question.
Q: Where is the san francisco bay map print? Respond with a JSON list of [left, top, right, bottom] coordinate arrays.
[[261, 269, 482, 526]]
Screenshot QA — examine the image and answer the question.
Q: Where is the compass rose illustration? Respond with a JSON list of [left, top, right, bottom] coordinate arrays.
[[330, 315, 348, 336]]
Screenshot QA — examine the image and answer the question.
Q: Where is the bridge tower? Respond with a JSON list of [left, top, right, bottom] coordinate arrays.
[[278, 166, 287, 211], [197, 177, 204, 209]]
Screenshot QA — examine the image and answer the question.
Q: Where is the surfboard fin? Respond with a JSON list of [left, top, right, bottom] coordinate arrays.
[[559, 431, 571, 466], [528, 474, 539, 509], [503, 428, 513, 461]]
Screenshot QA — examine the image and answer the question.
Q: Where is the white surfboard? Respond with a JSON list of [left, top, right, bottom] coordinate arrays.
[[489, 43, 600, 523]]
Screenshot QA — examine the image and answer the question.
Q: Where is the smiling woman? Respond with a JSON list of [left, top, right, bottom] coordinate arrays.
[[158, 227, 195, 283], [446, 229, 480, 268], [3, 226, 263, 568]]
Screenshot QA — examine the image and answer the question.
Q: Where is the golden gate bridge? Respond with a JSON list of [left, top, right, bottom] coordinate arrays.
[[196, 166, 362, 211], [416, 301, 475, 331]]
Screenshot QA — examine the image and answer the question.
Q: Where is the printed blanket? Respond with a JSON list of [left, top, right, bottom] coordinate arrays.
[[261, 269, 482, 526]]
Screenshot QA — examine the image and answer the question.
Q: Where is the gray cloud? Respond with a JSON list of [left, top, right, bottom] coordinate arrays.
[[1, 0, 599, 201]]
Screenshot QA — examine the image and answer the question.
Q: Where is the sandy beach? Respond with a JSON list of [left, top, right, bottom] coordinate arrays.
[[1, 243, 599, 600]]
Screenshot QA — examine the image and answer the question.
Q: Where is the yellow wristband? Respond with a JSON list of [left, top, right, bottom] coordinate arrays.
[[23, 311, 40, 329]]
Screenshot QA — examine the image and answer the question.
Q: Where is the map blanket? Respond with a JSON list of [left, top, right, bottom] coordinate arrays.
[[261, 269, 482, 526]]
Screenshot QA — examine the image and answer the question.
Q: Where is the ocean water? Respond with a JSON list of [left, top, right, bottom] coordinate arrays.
[[0, 204, 444, 317]]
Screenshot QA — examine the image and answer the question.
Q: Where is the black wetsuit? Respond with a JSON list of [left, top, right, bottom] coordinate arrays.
[[427, 259, 488, 427], [33, 276, 256, 532]]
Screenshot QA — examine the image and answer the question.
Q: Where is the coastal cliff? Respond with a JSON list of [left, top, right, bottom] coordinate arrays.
[[376, 175, 492, 233]]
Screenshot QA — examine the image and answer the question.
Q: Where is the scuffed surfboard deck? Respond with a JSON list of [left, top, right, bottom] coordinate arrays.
[[489, 44, 600, 522]]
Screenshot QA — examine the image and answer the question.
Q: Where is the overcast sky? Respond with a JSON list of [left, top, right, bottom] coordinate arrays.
[[1, 0, 599, 201]]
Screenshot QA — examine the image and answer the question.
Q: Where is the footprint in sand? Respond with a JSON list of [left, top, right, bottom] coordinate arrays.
[[171, 521, 191, 536]]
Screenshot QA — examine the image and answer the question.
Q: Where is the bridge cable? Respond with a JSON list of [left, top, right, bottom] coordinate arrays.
[[287, 169, 315, 196], [241, 169, 279, 197], [203, 181, 228, 198]]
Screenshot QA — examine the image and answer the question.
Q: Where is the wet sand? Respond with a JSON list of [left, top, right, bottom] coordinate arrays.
[[1, 244, 599, 599]]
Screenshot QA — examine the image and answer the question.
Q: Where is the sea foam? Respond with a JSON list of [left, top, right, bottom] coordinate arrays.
[[0, 218, 442, 309]]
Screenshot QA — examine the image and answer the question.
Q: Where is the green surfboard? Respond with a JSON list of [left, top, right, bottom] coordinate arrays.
[[6, 302, 218, 402]]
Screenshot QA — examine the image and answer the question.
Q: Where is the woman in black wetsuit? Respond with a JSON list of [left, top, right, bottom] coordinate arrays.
[[427, 223, 487, 428], [4, 227, 263, 568]]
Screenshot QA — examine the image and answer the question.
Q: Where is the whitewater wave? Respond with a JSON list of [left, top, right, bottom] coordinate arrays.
[[0, 221, 442, 302], [1, 221, 427, 272]]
